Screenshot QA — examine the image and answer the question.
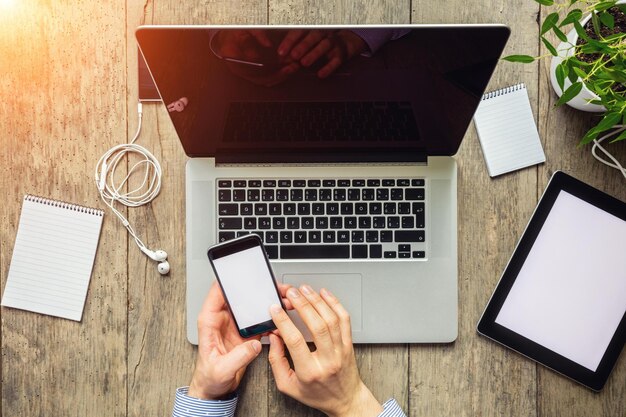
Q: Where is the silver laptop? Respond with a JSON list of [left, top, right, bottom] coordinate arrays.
[[136, 25, 510, 344]]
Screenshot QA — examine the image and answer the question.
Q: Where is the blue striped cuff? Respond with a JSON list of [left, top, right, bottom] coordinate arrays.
[[379, 398, 407, 417], [172, 387, 238, 417]]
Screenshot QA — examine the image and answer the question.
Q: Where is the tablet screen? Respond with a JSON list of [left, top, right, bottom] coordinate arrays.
[[495, 190, 626, 371], [478, 172, 626, 390]]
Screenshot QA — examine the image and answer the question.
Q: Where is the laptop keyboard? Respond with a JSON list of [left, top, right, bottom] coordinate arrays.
[[217, 178, 426, 260], [223, 101, 419, 143]]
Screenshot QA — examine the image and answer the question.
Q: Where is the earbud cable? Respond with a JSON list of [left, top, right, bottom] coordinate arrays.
[[94, 103, 163, 254]]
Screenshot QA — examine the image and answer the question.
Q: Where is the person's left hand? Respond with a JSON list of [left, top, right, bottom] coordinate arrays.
[[188, 281, 292, 400]]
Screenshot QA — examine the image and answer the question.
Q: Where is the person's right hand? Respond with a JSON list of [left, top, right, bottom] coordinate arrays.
[[268, 286, 383, 417]]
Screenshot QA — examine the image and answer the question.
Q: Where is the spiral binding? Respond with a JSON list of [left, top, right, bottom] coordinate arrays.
[[482, 83, 526, 100], [24, 194, 104, 216]]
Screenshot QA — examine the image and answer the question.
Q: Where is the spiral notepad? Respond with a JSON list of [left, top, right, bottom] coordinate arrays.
[[473, 83, 546, 177], [1, 195, 104, 321]]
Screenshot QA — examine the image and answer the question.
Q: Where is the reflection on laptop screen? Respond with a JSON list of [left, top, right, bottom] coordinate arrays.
[[137, 26, 509, 161]]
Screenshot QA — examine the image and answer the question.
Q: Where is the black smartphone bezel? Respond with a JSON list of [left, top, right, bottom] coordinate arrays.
[[207, 234, 283, 338], [477, 171, 626, 391]]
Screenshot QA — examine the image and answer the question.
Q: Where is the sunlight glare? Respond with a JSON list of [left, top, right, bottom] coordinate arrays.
[[0, 0, 16, 9]]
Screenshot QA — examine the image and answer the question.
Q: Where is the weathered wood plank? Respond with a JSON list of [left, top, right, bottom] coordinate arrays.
[[408, 2, 540, 416], [125, 1, 269, 416], [0, 1, 128, 415], [536, 14, 626, 415]]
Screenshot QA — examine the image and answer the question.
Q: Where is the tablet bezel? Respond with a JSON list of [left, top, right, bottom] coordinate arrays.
[[477, 171, 626, 391]]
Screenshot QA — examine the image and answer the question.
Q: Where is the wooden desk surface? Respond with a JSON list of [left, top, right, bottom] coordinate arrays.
[[1, 1, 624, 416]]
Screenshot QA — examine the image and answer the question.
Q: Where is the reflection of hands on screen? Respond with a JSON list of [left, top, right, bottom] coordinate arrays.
[[277, 29, 368, 78], [212, 29, 367, 86]]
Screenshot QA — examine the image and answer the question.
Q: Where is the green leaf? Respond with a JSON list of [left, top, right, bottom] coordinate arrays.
[[591, 12, 601, 36], [502, 55, 535, 63], [556, 81, 583, 106], [560, 9, 583, 26], [599, 11, 615, 29], [610, 129, 626, 143], [534, 0, 554, 5], [542, 36, 558, 56], [619, 5, 626, 14], [595, 112, 622, 132], [566, 59, 581, 83], [542, 12, 560, 35], [594, 1, 617, 12], [552, 25, 568, 42], [555, 62, 567, 91], [573, 21, 590, 42], [605, 69, 626, 83], [572, 67, 587, 79]]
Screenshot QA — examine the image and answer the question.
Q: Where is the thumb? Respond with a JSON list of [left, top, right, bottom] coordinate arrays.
[[221, 340, 262, 375]]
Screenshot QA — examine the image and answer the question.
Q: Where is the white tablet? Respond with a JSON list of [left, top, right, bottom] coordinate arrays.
[[478, 171, 626, 391]]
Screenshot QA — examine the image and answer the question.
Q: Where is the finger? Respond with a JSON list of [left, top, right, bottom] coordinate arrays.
[[201, 282, 226, 316], [299, 285, 342, 346], [219, 339, 262, 377], [300, 38, 332, 67], [289, 31, 327, 61], [276, 283, 294, 310], [269, 303, 313, 369], [320, 288, 353, 345], [318, 56, 342, 78], [268, 333, 295, 395], [286, 287, 334, 352], [278, 30, 305, 57]]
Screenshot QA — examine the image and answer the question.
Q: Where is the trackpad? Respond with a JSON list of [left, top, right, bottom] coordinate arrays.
[[282, 274, 363, 332]]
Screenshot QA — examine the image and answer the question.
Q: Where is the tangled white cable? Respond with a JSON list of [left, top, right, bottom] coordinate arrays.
[[591, 124, 626, 180], [95, 103, 170, 275]]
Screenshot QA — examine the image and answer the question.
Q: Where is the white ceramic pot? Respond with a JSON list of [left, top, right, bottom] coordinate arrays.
[[547, 3, 626, 112]]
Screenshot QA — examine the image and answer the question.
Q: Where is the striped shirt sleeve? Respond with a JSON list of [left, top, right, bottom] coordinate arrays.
[[172, 387, 237, 417], [379, 398, 407, 417], [172, 387, 406, 417]]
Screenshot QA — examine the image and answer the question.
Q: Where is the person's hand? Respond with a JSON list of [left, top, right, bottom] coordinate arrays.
[[277, 29, 368, 78], [188, 281, 292, 400], [268, 286, 383, 417]]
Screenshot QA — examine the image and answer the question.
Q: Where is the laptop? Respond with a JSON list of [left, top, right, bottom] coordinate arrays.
[[136, 25, 510, 344]]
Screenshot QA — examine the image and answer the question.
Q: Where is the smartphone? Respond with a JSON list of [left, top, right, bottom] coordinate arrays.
[[207, 234, 283, 338]]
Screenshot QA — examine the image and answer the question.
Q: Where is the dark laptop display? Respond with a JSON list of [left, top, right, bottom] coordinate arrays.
[[136, 26, 509, 162]]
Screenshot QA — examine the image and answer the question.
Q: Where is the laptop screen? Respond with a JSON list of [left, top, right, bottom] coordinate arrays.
[[136, 25, 509, 162]]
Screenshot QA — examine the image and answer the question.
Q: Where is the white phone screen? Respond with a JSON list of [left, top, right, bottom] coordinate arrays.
[[212, 245, 281, 330]]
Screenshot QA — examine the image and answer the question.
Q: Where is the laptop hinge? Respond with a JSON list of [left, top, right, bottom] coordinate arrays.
[[215, 149, 428, 164]]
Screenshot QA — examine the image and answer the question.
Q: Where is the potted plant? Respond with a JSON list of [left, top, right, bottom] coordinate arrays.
[[505, 0, 626, 147]]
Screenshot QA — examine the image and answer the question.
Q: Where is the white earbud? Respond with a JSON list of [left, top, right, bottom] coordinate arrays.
[[140, 247, 170, 275], [157, 260, 170, 275]]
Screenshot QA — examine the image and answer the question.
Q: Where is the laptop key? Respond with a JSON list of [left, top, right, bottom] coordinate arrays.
[[287, 217, 300, 229], [384, 203, 396, 214], [345, 217, 357, 229], [284, 203, 296, 215], [263, 180, 277, 187], [219, 218, 242, 230], [333, 189, 346, 201], [281, 245, 350, 259], [322, 179, 336, 187], [327, 203, 339, 215], [307, 180, 321, 187], [269, 203, 282, 215], [384, 251, 397, 258], [302, 217, 314, 229], [218, 231, 235, 242], [293, 180, 306, 187], [316, 217, 328, 229], [241, 204, 253, 216], [218, 189, 231, 202], [373, 216, 385, 229], [352, 245, 368, 258], [341, 203, 353, 215], [362, 189, 375, 201], [395, 230, 425, 242], [369, 202, 382, 214], [351, 231, 364, 243], [319, 189, 332, 201], [338, 231, 350, 242], [298, 203, 311, 215], [323, 231, 336, 242], [405, 188, 425, 200], [355, 203, 367, 214], [218, 203, 238, 216], [266, 231, 278, 243], [312, 203, 325, 215], [376, 189, 389, 201], [366, 230, 378, 242], [330, 217, 342, 229], [248, 180, 262, 187], [290, 189, 303, 201], [387, 217, 400, 228], [218, 180, 232, 188], [391, 189, 403, 200], [397, 179, 410, 186], [338, 180, 350, 187], [305, 189, 318, 201], [276, 189, 289, 201], [309, 231, 321, 243], [244, 218, 256, 229], [265, 245, 279, 259], [399, 252, 411, 258], [261, 189, 275, 201], [412, 179, 425, 187], [370, 244, 382, 258], [280, 231, 293, 243], [412, 251, 425, 258], [294, 231, 307, 243], [278, 179, 291, 187], [255, 203, 267, 215], [259, 217, 271, 229], [401, 216, 414, 228], [234, 180, 246, 188], [348, 189, 360, 201], [398, 202, 411, 214], [273, 218, 285, 229], [233, 190, 246, 201], [381, 231, 393, 242]]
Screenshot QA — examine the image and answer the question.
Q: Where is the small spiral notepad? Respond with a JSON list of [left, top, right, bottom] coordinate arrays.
[[1, 195, 104, 321], [473, 83, 546, 177]]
